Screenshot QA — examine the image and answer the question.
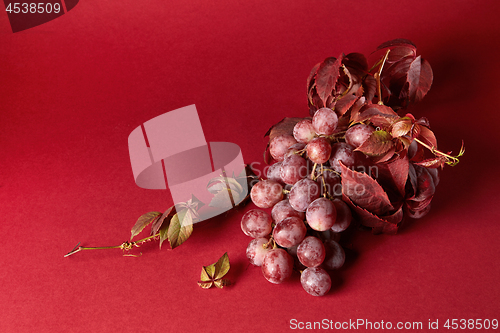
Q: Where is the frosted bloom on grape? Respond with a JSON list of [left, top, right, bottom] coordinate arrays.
[[301, 267, 331, 296], [322, 240, 345, 270], [297, 236, 326, 268], [261, 248, 294, 284], [246, 237, 270, 266], [329, 142, 356, 173], [273, 216, 307, 248], [241, 209, 273, 238], [250, 180, 284, 208], [280, 154, 309, 185], [306, 137, 332, 164], [330, 199, 352, 232], [312, 107, 338, 135], [293, 119, 317, 143], [266, 162, 283, 183], [288, 178, 320, 212], [269, 134, 298, 162], [306, 197, 337, 231], [271, 199, 305, 224], [345, 124, 375, 148]]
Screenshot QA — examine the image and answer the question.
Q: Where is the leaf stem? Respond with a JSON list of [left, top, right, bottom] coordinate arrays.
[[374, 49, 391, 105], [414, 138, 465, 166], [64, 233, 160, 257]]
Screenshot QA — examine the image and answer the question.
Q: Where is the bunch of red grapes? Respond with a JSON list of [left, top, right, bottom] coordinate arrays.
[[240, 39, 462, 296], [242, 108, 353, 296]]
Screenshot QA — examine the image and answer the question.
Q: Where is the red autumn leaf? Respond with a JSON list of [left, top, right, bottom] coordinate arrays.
[[340, 163, 394, 216], [307, 62, 321, 95], [377, 38, 416, 53], [342, 193, 403, 234], [264, 117, 303, 141], [150, 205, 176, 236], [407, 56, 433, 104], [417, 125, 437, 148], [362, 75, 377, 103], [355, 130, 395, 157], [315, 56, 343, 106], [391, 117, 412, 137], [334, 94, 358, 116], [343, 52, 368, 72], [353, 104, 399, 127], [376, 156, 409, 198]]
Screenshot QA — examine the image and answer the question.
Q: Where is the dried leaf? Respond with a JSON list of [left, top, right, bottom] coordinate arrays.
[[197, 281, 214, 289], [166, 208, 193, 249], [340, 162, 394, 216], [214, 279, 231, 289], [355, 130, 395, 157], [198, 252, 231, 289], [130, 211, 162, 240], [214, 252, 230, 280]]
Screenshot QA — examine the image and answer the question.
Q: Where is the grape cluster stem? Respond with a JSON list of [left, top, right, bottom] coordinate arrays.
[[64, 234, 160, 257]]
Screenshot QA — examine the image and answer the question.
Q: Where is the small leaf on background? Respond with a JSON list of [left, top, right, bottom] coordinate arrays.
[[198, 252, 231, 289], [316, 56, 343, 106], [166, 208, 194, 249], [340, 163, 394, 216], [355, 130, 395, 157], [214, 252, 230, 280], [130, 211, 162, 240]]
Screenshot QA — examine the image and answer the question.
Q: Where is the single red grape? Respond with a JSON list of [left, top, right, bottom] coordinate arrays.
[[261, 248, 294, 284]]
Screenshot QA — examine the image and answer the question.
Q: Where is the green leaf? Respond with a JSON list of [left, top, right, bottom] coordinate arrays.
[[167, 208, 193, 249], [198, 252, 231, 289], [130, 211, 162, 240]]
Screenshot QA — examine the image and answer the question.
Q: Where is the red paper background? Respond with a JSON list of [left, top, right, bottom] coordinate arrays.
[[1, 1, 499, 332]]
